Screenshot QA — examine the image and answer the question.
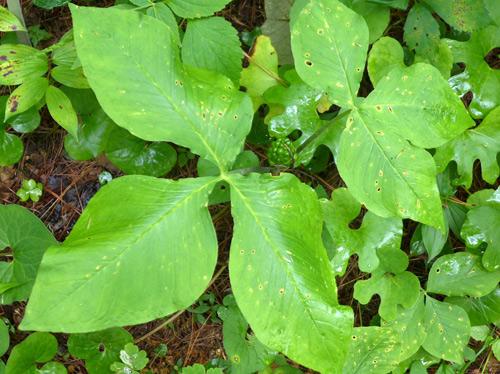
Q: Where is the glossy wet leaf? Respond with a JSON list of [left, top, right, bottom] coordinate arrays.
[[435, 106, 500, 187], [182, 17, 242, 83], [218, 296, 275, 373], [5, 77, 48, 120], [166, 0, 231, 18], [367, 37, 405, 87], [0, 6, 25, 32], [46, 85, 78, 139], [106, 127, 177, 177], [422, 297, 470, 363], [428, 252, 500, 297], [0, 130, 23, 166], [337, 64, 473, 229], [8, 107, 41, 133], [0, 320, 8, 356], [228, 173, 354, 373], [0, 45, 47, 85], [71, 6, 252, 171], [68, 328, 133, 374], [64, 109, 116, 161], [21, 176, 219, 332], [240, 35, 280, 109], [446, 26, 500, 118], [0, 205, 57, 304], [16, 179, 43, 203], [422, 0, 493, 32], [261, 0, 294, 65], [446, 288, 500, 326], [321, 187, 402, 275], [51, 66, 89, 89], [461, 188, 500, 271], [116, 343, 148, 370], [291, 0, 369, 108], [343, 0, 390, 44], [5, 332, 58, 374]]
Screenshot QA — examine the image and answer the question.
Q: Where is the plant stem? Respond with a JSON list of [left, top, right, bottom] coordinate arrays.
[[7, 0, 31, 45]]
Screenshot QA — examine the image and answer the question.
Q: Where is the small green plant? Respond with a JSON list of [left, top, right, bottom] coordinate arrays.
[[16, 178, 43, 202], [110, 343, 149, 374]]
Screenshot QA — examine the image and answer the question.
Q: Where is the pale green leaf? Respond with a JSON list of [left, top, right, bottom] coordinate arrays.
[[413, 39, 453, 78], [343, 0, 390, 43], [4, 77, 48, 120], [182, 17, 242, 83], [423, 0, 493, 32], [446, 287, 500, 326], [21, 176, 219, 332], [146, 3, 180, 45], [46, 85, 79, 139], [367, 36, 405, 86], [422, 297, 470, 363], [421, 218, 449, 261], [0, 204, 57, 304], [337, 64, 473, 229], [461, 188, 500, 271], [68, 328, 133, 374], [435, 106, 500, 187], [51, 66, 89, 89], [71, 5, 252, 171], [446, 26, 500, 119], [166, 0, 231, 18], [0, 45, 47, 85], [428, 252, 500, 297], [228, 173, 354, 373], [493, 339, 500, 360], [37, 362, 67, 374], [5, 332, 58, 374], [321, 187, 402, 275], [0, 6, 25, 32], [291, 0, 369, 108]]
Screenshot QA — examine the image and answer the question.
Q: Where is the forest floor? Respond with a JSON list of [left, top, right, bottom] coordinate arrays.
[[0, 0, 498, 373]]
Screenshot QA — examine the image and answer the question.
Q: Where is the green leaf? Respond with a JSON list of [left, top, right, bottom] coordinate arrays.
[[261, 0, 294, 65], [493, 339, 500, 360], [71, 5, 252, 171], [146, 3, 180, 46], [28, 25, 52, 47], [182, 17, 242, 83], [421, 219, 449, 261], [228, 173, 354, 373], [0, 131, 23, 166], [8, 107, 41, 133], [5, 332, 58, 374], [291, 0, 369, 107], [117, 343, 148, 370], [33, 0, 69, 10], [64, 109, 116, 161], [68, 328, 133, 374], [461, 188, 500, 271], [470, 325, 490, 341], [0, 204, 57, 304], [428, 252, 500, 297], [21, 176, 219, 332], [321, 187, 402, 275], [435, 106, 500, 187], [166, 0, 231, 18], [5, 77, 48, 120], [240, 35, 280, 109], [446, 26, 500, 118], [51, 66, 89, 89], [0, 6, 25, 32], [445, 201, 467, 238], [422, 297, 470, 363], [0, 45, 47, 85], [446, 288, 500, 326], [367, 36, 405, 87], [343, 0, 390, 44], [0, 320, 9, 357], [404, 4, 440, 58], [106, 127, 177, 177], [46, 85, 79, 139], [16, 179, 43, 203], [181, 364, 223, 374], [422, 0, 493, 32], [37, 362, 67, 374], [337, 64, 473, 229], [218, 295, 275, 373]]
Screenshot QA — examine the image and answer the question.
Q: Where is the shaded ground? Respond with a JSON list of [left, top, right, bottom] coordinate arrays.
[[0, 0, 499, 373]]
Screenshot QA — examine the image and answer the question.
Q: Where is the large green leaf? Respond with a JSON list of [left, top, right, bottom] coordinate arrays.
[[166, 0, 231, 18], [228, 173, 354, 373], [0, 45, 47, 85], [0, 205, 57, 304], [422, 297, 470, 363], [0, 6, 25, 32], [321, 187, 402, 275], [71, 6, 252, 171], [291, 0, 369, 108], [338, 64, 473, 229], [182, 17, 242, 83], [5, 332, 59, 374], [68, 328, 133, 374], [446, 27, 500, 119], [446, 288, 500, 326], [21, 176, 219, 332], [434, 106, 500, 187], [423, 0, 493, 32], [461, 188, 500, 271], [428, 252, 500, 297]]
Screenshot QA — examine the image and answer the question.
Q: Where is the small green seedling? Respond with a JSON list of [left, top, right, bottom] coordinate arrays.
[[16, 179, 43, 202], [110, 343, 148, 374]]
